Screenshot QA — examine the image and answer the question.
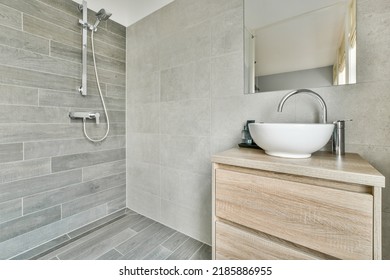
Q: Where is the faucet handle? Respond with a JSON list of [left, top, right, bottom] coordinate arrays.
[[333, 119, 352, 124]]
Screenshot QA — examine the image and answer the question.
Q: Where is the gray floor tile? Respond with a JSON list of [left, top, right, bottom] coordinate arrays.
[[143, 245, 172, 260], [166, 237, 203, 260], [36, 208, 209, 260], [162, 231, 190, 251], [190, 244, 212, 260], [97, 249, 123, 260]]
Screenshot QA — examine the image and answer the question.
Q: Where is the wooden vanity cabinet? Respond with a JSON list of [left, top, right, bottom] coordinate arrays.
[[212, 149, 385, 260]]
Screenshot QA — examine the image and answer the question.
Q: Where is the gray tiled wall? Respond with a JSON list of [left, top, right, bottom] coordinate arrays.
[[126, 0, 243, 244], [0, 0, 126, 259], [126, 0, 390, 258]]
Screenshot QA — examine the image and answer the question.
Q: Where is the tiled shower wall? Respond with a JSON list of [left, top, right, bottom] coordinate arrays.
[[126, 0, 243, 244], [127, 0, 390, 258], [0, 0, 126, 259]]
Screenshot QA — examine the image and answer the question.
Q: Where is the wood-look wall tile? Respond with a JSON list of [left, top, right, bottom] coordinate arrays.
[[52, 148, 126, 172], [0, 65, 80, 92], [0, 158, 51, 184], [0, 204, 106, 259], [0, 84, 38, 106], [0, 199, 22, 224], [62, 184, 125, 218], [0, 124, 82, 144], [107, 20, 126, 38], [0, 0, 80, 32], [0, 3, 22, 30], [0, 143, 23, 164], [0, 105, 70, 124], [0, 169, 82, 204], [0, 44, 80, 78], [83, 159, 126, 182], [23, 173, 126, 214], [11, 234, 70, 260], [107, 197, 126, 214], [25, 136, 125, 160], [0, 25, 49, 55], [106, 84, 126, 99], [0, 205, 61, 243], [50, 41, 126, 74]]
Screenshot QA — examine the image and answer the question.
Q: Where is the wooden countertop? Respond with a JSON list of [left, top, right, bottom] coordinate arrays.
[[212, 148, 385, 188]]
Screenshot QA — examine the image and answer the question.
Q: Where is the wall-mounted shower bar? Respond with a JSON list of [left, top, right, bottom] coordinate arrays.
[[78, 0, 88, 96]]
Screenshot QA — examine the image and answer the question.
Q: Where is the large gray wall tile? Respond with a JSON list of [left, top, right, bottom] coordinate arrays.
[[127, 187, 161, 222], [160, 99, 210, 136], [0, 143, 23, 164], [127, 103, 160, 133], [52, 148, 126, 172], [127, 134, 160, 164], [211, 6, 243, 56], [159, 21, 211, 70], [160, 135, 210, 175], [161, 199, 211, 245], [211, 51, 244, 98], [127, 161, 160, 196], [0, 206, 61, 243], [160, 60, 210, 102], [161, 167, 211, 213]]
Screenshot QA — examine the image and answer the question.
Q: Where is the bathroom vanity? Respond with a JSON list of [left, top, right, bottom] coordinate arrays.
[[212, 148, 385, 260]]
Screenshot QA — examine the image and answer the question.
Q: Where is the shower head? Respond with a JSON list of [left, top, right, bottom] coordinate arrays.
[[91, 9, 112, 31], [96, 9, 112, 21]]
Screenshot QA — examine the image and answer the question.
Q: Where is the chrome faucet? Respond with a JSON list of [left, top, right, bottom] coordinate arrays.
[[277, 89, 328, 123]]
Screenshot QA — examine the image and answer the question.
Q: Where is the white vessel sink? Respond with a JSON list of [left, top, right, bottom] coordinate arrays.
[[248, 123, 334, 158]]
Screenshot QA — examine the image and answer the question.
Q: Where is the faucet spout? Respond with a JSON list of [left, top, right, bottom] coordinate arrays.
[[277, 89, 328, 123]]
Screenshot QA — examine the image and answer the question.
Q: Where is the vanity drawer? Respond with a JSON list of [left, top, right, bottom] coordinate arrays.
[[215, 168, 374, 259], [216, 221, 331, 260]]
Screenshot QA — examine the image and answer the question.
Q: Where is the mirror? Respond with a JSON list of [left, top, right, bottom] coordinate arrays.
[[244, 0, 356, 94]]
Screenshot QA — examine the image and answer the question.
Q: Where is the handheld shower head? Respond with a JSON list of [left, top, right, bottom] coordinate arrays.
[[92, 9, 112, 31], [96, 9, 112, 21]]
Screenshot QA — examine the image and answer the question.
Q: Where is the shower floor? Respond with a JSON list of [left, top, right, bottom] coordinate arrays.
[[14, 209, 211, 260]]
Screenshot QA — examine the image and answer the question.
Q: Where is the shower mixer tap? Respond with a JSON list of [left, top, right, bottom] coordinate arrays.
[[69, 111, 100, 124]]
